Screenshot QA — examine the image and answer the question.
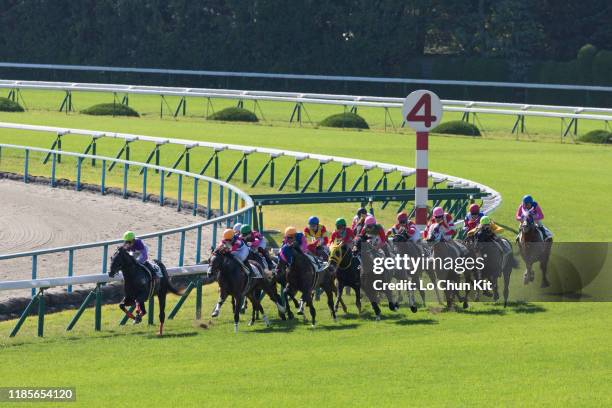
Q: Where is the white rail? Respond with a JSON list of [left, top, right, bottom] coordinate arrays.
[[0, 121, 502, 215], [1, 79, 610, 124], [0, 264, 209, 292], [1, 62, 611, 92]]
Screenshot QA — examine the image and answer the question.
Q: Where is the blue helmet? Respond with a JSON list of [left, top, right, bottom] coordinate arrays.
[[308, 216, 319, 225], [522, 195, 534, 205]]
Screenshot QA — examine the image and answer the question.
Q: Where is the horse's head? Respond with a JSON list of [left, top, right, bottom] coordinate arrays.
[[109, 245, 131, 277], [520, 216, 536, 234], [474, 226, 495, 243], [208, 246, 230, 278], [392, 231, 409, 243], [427, 225, 442, 243]]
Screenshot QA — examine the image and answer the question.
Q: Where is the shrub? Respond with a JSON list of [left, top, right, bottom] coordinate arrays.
[[432, 120, 481, 136], [578, 130, 612, 144], [0, 97, 24, 112], [208, 107, 258, 122], [319, 112, 369, 129], [81, 103, 139, 117]]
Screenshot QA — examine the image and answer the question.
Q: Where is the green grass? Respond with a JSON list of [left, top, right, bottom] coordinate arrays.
[[1, 97, 611, 407]]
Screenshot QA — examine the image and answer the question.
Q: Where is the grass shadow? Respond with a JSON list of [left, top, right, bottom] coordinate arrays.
[[146, 331, 198, 339], [458, 308, 507, 316], [318, 323, 360, 331], [395, 318, 438, 326], [505, 301, 547, 314]]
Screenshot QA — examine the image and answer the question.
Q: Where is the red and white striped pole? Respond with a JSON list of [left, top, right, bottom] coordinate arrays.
[[402, 90, 443, 233], [415, 131, 429, 230]]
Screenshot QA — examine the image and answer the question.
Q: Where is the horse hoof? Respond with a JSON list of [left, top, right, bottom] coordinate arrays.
[[248, 321, 254, 326], [297, 310, 304, 316], [211, 311, 219, 318], [410, 305, 418, 313], [287, 312, 295, 320], [463, 301, 469, 309], [333, 317, 338, 323], [541, 280, 550, 288], [493, 292, 500, 301], [375, 315, 381, 322]]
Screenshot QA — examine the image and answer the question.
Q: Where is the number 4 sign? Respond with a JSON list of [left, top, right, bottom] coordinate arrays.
[[402, 90, 443, 231], [402, 90, 443, 131]]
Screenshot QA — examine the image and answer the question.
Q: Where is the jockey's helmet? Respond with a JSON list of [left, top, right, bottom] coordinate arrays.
[[240, 224, 252, 235], [469, 203, 480, 214], [356, 207, 367, 217], [222, 229, 235, 241], [335, 218, 346, 228], [123, 231, 135, 242], [364, 215, 376, 227], [522, 195, 534, 205], [432, 207, 444, 218], [308, 216, 319, 226], [397, 211, 408, 223], [480, 216, 491, 225], [285, 226, 297, 238], [233, 223, 242, 233]]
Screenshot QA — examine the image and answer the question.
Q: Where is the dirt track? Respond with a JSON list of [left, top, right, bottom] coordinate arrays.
[[0, 178, 215, 299]]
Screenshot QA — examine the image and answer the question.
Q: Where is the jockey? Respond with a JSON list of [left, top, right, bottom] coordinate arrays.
[[463, 203, 484, 232], [304, 216, 329, 257], [123, 231, 161, 278], [220, 228, 251, 272], [424, 207, 456, 241], [387, 211, 419, 242], [359, 215, 388, 251], [467, 215, 503, 237], [351, 207, 370, 236], [240, 224, 272, 271], [329, 218, 355, 249], [279, 226, 308, 266], [232, 223, 243, 235], [515, 195, 552, 240]]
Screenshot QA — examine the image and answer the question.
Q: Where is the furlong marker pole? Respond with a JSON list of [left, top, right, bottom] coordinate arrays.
[[415, 131, 429, 230], [402, 90, 443, 232]]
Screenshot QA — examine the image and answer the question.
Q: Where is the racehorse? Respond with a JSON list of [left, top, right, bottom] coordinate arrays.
[[326, 242, 360, 314], [109, 246, 182, 336], [389, 232, 429, 312], [468, 228, 517, 307], [517, 216, 552, 288], [355, 238, 400, 319], [208, 247, 286, 332], [426, 226, 470, 310], [277, 246, 337, 326]]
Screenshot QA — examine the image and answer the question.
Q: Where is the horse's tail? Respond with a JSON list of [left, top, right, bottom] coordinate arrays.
[[157, 261, 185, 296]]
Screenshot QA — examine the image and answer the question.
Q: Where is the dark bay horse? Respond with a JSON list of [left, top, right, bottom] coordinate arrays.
[[518, 217, 552, 288], [326, 242, 360, 314], [468, 228, 517, 307], [109, 246, 182, 336], [277, 246, 337, 326], [208, 247, 286, 332]]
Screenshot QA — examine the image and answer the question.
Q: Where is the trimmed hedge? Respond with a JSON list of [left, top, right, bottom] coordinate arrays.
[[0, 97, 24, 112], [319, 112, 369, 129], [432, 120, 481, 136], [208, 107, 258, 122], [81, 103, 139, 117], [578, 130, 612, 144]]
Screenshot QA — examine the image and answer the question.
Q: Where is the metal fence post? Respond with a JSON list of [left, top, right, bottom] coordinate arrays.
[[24, 149, 29, 183], [31, 255, 37, 297], [67, 249, 74, 293], [196, 225, 202, 263]]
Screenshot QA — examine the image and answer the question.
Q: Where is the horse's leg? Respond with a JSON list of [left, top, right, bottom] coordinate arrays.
[[248, 294, 257, 326], [461, 272, 469, 309], [232, 296, 240, 333], [540, 245, 551, 288], [325, 284, 337, 322], [305, 292, 316, 327], [119, 299, 135, 320], [503, 264, 511, 308], [334, 281, 345, 313], [427, 269, 444, 305], [251, 292, 269, 327], [355, 286, 362, 314], [211, 290, 228, 318], [158, 291, 166, 336], [263, 283, 286, 320]]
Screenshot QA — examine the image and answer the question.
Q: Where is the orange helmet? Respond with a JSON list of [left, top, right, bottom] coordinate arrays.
[[284, 226, 297, 237], [222, 229, 235, 241]]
